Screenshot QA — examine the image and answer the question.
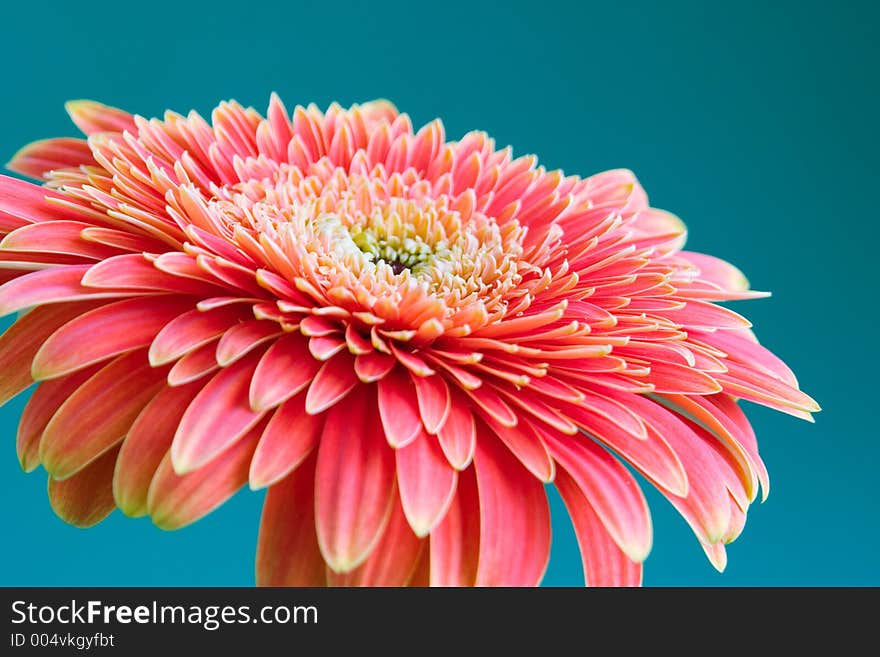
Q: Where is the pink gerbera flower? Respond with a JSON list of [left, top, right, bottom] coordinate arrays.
[[0, 96, 818, 586]]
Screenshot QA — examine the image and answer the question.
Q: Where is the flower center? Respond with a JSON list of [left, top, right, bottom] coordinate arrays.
[[206, 162, 530, 330]]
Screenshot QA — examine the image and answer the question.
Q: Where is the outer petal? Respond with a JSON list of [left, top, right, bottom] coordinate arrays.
[[554, 468, 642, 586], [148, 424, 261, 530], [256, 453, 326, 586], [39, 350, 167, 480], [113, 382, 202, 517], [0, 300, 106, 405], [33, 297, 194, 380], [315, 389, 396, 573], [543, 432, 653, 563], [48, 445, 119, 528], [7, 138, 96, 179], [327, 497, 424, 587], [16, 366, 101, 473], [473, 432, 551, 586], [429, 464, 480, 587]]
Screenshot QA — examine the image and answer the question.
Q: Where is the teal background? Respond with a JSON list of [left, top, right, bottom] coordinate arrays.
[[0, 0, 876, 586]]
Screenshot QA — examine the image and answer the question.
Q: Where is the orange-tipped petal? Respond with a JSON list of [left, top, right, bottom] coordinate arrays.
[[113, 382, 202, 517], [148, 424, 260, 530], [39, 350, 166, 480], [315, 391, 396, 573], [65, 100, 136, 135], [48, 445, 119, 528]]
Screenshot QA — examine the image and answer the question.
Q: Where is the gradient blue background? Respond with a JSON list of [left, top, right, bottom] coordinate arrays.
[[0, 0, 875, 586]]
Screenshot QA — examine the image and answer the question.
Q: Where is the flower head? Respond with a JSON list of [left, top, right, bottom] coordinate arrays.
[[0, 95, 818, 585]]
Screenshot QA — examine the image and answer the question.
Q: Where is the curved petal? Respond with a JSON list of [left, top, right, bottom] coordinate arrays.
[[148, 304, 248, 366], [429, 464, 480, 587], [378, 366, 423, 447], [473, 432, 551, 586], [315, 390, 396, 573], [33, 297, 194, 380], [396, 429, 458, 537], [113, 382, 202, 517], [48, 445, 120, 528], [554, 468, 642, 586], [413, 372, 451, 435], [543, 432, 653, 563], [171, 349, 265, 473], [256, 453, 326, 586], [147, 423, 260, 530], [39, 350, 167, 480], [0, 300, 106, 405], [327, 497, 424, 587], [249, 394, 323, 490], [249, 333, 319, 412]]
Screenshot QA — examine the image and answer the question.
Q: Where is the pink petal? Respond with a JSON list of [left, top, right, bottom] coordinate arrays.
[[327, 497, 425, 586], [429, 465, 480, 586], [315, 390, 396, 573], [643, 359, 723, 394], [148, 304, 248, 366], [473, 432, 551, 586], [48, 445, 119, 528], [354, 351, 395, 382], [0, 174, 86, 229], [481, 414, 555, 483], [215, 319, 282, 366], [147, 424, 260, 530], [679, 251, 751, 292], [167, 340, 221, 385], [16, 366, 101, 473], [39, 350, 166, 480], [0, 300, 105, 405], [81, 254, 224, 296], [554, 468, 642, 586], [113, 382, 202, 517], [1, 220, 121, 259], [7, 138, 96, 179], [249, 333, 319, 412], [661, 299, 752, 330], [256, 453, 326, 586], [396, 429, 458, 536], [543, 432, 652, 562], [249, 393, 323, 489], [171, 349, 265, 473], [33, 297, 194, 380], [413, 372, 451, 434], [0, 266, 138, 315], [377, 366, 423, 447], [715, 361, 819, 416], [304, 351, 358, 415], [436, 390, 476, 470], [65, 100, 136, 135]]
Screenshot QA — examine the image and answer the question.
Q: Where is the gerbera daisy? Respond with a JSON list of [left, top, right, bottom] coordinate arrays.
[[0, 95, 818, 586]]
